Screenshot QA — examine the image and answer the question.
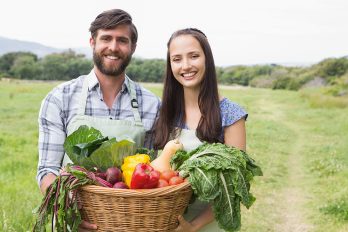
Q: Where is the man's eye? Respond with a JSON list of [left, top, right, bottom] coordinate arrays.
[[119, 39, 129, 44]]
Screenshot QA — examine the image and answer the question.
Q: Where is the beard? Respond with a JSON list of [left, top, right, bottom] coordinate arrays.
[[93, 49, 132, 76]]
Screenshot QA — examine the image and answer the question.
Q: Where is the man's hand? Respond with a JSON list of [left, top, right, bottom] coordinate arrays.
[[40, 173, 57, 194], [78, 220, 97, 231]]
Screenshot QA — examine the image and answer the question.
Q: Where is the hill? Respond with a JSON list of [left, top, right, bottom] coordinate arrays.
[[0, 36, 91, 58]]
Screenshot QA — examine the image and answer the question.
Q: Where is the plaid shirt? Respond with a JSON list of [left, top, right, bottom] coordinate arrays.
[[37, 70, 161, 186]]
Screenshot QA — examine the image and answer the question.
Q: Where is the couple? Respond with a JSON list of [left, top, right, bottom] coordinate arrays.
[[36, 9, 247, 232]]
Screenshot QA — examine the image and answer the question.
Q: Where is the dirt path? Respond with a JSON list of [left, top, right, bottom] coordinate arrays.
[[275, 131, 313, 232], [273, 106, 314, 232]]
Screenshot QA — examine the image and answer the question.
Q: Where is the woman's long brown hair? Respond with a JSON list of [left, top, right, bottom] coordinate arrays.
[[153, 28, 222, 149]]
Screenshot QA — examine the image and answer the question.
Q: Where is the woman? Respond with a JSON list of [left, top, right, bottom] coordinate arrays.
[[153, 28, 248, 231]]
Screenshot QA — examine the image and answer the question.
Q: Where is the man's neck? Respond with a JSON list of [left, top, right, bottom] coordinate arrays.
[[94, 67, 125, 108]]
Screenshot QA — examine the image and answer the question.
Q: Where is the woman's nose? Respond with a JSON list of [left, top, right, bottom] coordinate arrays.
[[182, 59, 191, 70]]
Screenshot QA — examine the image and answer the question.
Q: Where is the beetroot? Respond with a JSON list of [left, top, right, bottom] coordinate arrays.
[[106, 167, 122, 185], [95, 171, 107, 180], [113, 182, 128, 189]]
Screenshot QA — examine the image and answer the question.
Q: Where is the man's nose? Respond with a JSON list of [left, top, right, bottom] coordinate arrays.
[[109, 39, 119, 51]]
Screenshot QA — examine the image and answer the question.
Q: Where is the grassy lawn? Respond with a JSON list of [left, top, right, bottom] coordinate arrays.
[[0, 79, 347, 231]]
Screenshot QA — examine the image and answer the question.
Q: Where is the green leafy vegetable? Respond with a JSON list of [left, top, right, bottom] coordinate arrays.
[[64, 125, 137, 171], [170, 142, 262, 232]]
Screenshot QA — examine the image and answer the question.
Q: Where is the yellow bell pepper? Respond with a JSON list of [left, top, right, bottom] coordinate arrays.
[[121, 154, 150, 187]]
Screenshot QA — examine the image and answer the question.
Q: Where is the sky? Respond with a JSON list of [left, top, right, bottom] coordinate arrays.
[[1, 0, 348, 66]]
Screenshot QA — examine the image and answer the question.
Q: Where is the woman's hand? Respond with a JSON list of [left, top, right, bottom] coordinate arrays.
[[174, 215, 197, 232]]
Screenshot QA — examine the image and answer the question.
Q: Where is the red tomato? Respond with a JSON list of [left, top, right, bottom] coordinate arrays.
[[168, 176, 184, 186], [157, 179, 169, 188], [160, 170, 177, 182]]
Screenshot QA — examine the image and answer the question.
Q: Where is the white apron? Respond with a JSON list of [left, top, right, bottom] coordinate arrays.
[[178, 129, 224, 232], [62, 76, 146, 166]]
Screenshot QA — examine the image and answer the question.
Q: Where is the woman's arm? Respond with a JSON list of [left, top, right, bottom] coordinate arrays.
[[175, 207, 214, 232], [224, 118, 246, 151]]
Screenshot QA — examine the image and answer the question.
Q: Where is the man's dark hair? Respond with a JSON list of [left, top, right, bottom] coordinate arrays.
[[89, 9, 138, 44]]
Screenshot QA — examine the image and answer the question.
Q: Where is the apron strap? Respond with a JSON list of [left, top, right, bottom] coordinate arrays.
[[77, 75, 144, 127], [77, 77, 89, 115], [125, 76, 143, 127]]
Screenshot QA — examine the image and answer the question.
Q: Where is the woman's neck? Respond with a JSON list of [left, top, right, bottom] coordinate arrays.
[[183, 89, 201, 130]]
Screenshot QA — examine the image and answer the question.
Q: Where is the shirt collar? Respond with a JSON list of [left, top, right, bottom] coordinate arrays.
[[86, 69, 130, 94]]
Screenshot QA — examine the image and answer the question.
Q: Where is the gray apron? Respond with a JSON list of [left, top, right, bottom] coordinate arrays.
[[178, 129, 224, 232], [62, 76, 146, 166]]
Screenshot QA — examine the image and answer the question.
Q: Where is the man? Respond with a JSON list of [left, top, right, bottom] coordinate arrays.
[[36, 9, 161, 230]]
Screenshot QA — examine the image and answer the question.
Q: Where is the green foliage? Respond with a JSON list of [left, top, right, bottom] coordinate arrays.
[[127, 57, 165, 82], [0, 52, 38, 76], [219, 65, 273, 86], [38, 50, 92, 80], [1, 51, 347, 94], [315, 58, 348, 81], [0, 50, 92, 80], [320, 198, 348, 221], [10, 55, 41, 79], [324, 73, 348, 97]]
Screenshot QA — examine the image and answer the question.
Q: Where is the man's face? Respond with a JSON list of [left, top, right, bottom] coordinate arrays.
[[90, 24, 136, 76]]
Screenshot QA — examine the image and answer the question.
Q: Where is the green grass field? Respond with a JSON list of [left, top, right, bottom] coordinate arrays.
[[1, 79, 347, 231]]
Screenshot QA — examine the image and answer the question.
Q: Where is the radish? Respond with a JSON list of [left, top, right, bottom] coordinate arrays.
[[113, 182, 128, 189], [106, 167, 122, 185]]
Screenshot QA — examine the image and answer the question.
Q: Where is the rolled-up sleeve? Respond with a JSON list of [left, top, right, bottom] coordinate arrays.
[[36, 90, 66, 187]]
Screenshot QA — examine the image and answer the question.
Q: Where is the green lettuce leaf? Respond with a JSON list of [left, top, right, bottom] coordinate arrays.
[[63, 125, 136, 171]]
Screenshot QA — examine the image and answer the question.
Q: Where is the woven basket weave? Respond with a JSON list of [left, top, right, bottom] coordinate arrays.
[[77, 182, 192, 232]]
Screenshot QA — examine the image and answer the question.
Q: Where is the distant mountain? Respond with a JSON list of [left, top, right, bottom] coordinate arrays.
[[0, 36, 92, 58]]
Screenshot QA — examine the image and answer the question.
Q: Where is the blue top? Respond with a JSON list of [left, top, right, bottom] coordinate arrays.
[[220, 97, 248, 127], [181, 97, 248, 141]]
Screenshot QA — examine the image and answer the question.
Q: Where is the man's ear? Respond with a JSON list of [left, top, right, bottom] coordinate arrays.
[[131, 43, 137, 54], [90, 37, 95, 49]]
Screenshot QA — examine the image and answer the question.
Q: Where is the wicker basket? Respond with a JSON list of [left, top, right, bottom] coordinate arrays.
[[77, 182, 192, 232]]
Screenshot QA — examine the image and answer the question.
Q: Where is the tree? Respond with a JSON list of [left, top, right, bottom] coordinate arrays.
[[10, 55, 41, 79], [0, 52, 38, 77]]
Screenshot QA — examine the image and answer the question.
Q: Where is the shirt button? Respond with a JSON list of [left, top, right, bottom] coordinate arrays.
[[100, 99, 103, 101], [109, 117, 112, 120]]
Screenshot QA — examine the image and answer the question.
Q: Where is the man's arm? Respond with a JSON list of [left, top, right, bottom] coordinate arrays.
[[37, 90, 66, 191]]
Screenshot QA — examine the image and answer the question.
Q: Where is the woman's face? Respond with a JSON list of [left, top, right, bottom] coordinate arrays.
[[169, 34, 206, 91]]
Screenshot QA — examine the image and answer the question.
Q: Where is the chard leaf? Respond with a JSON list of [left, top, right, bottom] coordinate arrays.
[[170, 150, 191, 170], [188, 168, 220, 202], [213, 171, 241, 232], [171, 142, 263, 232]]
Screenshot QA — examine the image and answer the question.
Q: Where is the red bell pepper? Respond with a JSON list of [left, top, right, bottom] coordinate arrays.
[[130, 163, 160, 189]]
